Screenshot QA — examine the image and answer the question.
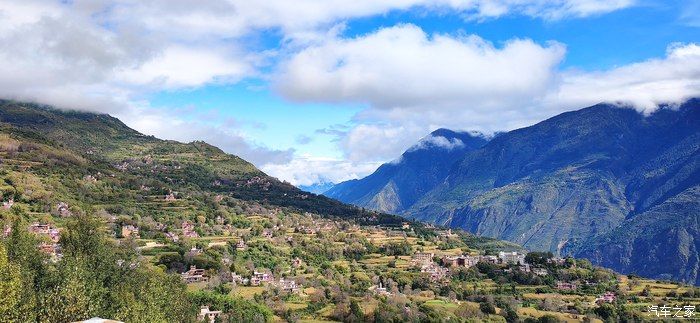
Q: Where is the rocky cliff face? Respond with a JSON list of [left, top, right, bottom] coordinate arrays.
[[569, 186, 700, 285]]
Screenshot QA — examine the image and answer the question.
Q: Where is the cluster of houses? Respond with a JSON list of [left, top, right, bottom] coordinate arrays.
[[231, 270, 302, 293], [411, 250, 618, 307], [28, 222, 61, 242], [439, 251, 527, 268], [273, 278, 301, 294], [421, 263, 450, 281], [412, 252, 450, 281], [296, 225, 317, 235], [180, 267, 298, 294], [242, 176, 271, 191], [114, 156, 182, 173], [556, 281, 578, 291], [595, 291, 617, 304], [410, 251, 559, 282], [292, 218, 338, 235], [28, 222, 63, 261], [2, 222, 63, 261], [437, 229, 457, 238]]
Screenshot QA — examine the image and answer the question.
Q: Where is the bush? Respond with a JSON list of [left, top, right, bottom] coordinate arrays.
[[480, 301, 496, 315]]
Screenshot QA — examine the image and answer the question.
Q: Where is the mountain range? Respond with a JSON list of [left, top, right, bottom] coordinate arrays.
[[326, 99, 700, 285]]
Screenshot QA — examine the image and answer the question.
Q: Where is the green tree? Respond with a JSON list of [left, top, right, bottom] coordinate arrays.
[[0, 243, 29, 321], [594, 304, 618, 322], [480, 301, 496, 315], [503, 307, 519, 323], [39, 258, 98, 322]]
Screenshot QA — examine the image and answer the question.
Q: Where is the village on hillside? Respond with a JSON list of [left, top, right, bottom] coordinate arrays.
[[5, 190, 698, 322]]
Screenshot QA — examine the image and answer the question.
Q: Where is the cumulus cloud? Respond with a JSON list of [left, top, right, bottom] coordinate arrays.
[[276, 24, 566, 112], [116, 46, 252, 89], [550, 43, 700, 112], [274, 24, 568, 162]]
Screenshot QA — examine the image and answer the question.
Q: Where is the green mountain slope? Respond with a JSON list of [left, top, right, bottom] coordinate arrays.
[[0, 100, 399, 225]]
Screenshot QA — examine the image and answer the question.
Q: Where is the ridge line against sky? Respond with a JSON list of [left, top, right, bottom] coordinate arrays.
[[0, 0, 699, 186]]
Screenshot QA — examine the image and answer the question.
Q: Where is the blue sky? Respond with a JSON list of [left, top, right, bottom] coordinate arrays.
[[1, 0, 699, 185]]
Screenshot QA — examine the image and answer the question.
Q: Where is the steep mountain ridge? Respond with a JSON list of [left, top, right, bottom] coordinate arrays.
[[325, 129, 488, 213]]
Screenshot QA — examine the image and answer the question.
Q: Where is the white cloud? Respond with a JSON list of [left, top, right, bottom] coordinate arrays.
[[410, 135, 465, 151], [262, 155, 381, 186], [550, 43, 700, 112], [116, 106, 294, 166], [276, 24, 566, 111], [339, 123, 433, 163], [275, 24, 567, 141], [117, 46, 252, 89]]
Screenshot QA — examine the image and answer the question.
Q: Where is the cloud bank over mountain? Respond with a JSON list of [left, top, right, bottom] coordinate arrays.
[[1, 0, 698, 185]]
